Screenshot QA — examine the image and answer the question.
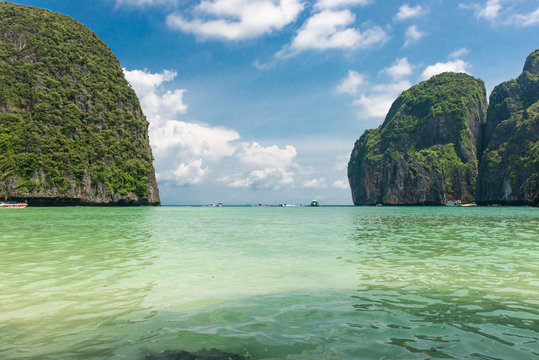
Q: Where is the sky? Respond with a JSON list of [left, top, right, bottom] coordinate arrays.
[[9, 0, 539, 205]]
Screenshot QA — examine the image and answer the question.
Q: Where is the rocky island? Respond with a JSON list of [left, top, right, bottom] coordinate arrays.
[[0, 2, 160, 205], [476, 50, 539, 206], [348, 50, 538, 206], [348, 72, 487, 205]]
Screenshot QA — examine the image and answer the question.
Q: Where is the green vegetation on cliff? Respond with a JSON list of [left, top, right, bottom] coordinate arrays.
[[0, 2, 159, 204], [348, 72, 487, 205], [477, 49, 539, 205]]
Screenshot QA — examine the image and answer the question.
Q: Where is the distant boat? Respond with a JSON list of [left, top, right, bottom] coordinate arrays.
[[0, 201, 28, 208], [445, 200, 462, 207], [310, 200, 319, 207]]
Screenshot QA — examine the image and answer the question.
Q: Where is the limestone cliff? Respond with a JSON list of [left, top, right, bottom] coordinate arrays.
[[476, 50, 539, 206], [348, 73, 487, 205], [0, 2, 159, 205]]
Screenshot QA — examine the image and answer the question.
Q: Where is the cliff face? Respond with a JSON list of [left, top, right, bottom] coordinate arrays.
[[0, 3, 159, 205], [476, 50, 539, 206], [348, 73, 487, 205]]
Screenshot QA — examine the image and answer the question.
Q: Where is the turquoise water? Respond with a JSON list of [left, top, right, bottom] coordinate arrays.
[[1, 206, 538, 359]]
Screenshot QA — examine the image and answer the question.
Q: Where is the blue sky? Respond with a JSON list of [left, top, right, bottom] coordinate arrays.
[[10, 0, 539, 205]]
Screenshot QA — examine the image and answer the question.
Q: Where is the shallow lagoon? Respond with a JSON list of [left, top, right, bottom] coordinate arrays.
[[1, 206, 538, 359]]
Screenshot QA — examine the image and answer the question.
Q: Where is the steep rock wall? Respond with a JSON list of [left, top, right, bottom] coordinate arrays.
[[348, 72, 487, 205], [0, 2, 159, 205], [476, 49, 539, 206]]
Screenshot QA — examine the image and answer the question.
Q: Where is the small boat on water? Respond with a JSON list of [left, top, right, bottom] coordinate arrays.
[[310, 200, 319, 207], [0, 201, 28, 208], [445, 200, 462, 207]]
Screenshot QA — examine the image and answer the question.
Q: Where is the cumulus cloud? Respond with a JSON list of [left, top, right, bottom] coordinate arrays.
[[149, 120, 240, 185], [403, 25, 425, 47], [219, 168, 294, 190], [512, 7, 539, 26], [237, 142, 297, 168], [338, 60, 413, 119], [476, 0, 502, 20], [421, 59, 470, 80], [277, 9, 387, 57], [123, 68, 187, 120], [332, 179, 349, 189], [166, 160, 208, 186], [124, 68, 299, 188], [353, 81, 411, 119], [337, 70, 364, 95], [314, 0, 370, 10], [166, 0, 304, 41], [124, 69, 177, 93], [460, 1, 539, 27], [218, 142, 297, 190], [302, 177, 327, 188], [150, 120, 239, 160], [395, 4, 427, 21], [385, 57, 412, 79], [449, 47, 470, 58]]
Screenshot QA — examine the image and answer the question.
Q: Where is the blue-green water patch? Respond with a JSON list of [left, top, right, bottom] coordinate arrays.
[[1, 206, 538, 359]]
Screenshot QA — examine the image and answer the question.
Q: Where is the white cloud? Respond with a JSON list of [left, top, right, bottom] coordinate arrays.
[[123, 68, 187, 120], [278, 9, 387, 57], [337, 70, 364, 95], [460, 1, 539, 27], [219, 167, 294, 190], [421, 59, 470, 80], [150, 120, 239, 160], [477, 0, 502, 21], [371, 80, 412, 94], [354, 89, 408, 119], [315, 0, 370, 10], [449, 48, 470, 58], [124, 68, 300, 188], [385, 57, 412, 79], [303, 178, 327, 188], [124, 69, 177, 94], [237, 142, 297, 168], [150, 120, 240, 185], [221, 142, 297, 190], [404, 25, 425, 47], [332, 179, 349, 189], [512, 7, 539, 26], [339, 61, 412, 119], [395, 4, 427, 21], [167, 160, 208, 186], [166, 0, 304, 41]]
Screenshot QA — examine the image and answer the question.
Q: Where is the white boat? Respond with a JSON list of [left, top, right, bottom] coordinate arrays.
[[445, 200, 462, 207], [0, 201, 28, 208]]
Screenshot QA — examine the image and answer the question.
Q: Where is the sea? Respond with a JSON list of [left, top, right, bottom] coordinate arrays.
[[1, 206, 538, 360]]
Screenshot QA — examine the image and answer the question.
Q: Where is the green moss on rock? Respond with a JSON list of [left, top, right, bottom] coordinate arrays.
[[0, 2, 159, 205], [476, 50, 539, 206], [348, 72, 487, 205]]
